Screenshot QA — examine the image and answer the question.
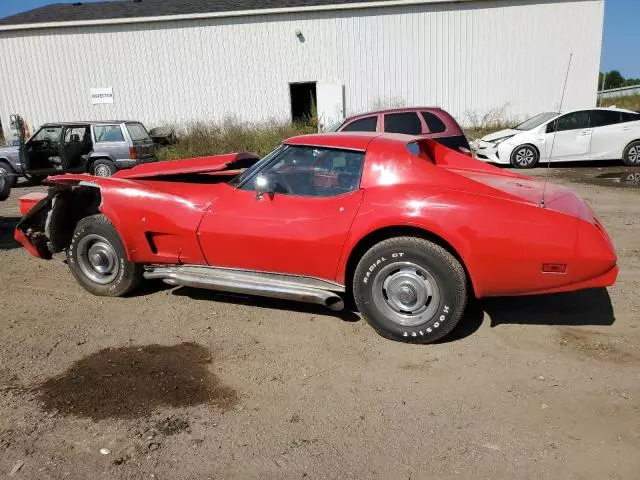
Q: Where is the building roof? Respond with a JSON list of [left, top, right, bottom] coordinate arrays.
[[0, 0, 472, 30]]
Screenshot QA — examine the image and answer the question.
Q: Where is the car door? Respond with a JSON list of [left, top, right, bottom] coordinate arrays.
[[24, 125, 63, 172], [197, 145, 365, 281], [587, 110, 627, 159], [543, 111, 591, 161]]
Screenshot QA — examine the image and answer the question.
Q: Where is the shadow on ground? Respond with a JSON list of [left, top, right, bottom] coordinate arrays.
[[0, 216, 21, 251], [433, 288, 615, 344], [172, 285, 361, 322], [482, 287, 615, 327], [146, 282, 614, 343]]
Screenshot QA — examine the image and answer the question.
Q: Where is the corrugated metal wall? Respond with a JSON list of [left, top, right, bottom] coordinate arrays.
[[0, 0, 604, 132]]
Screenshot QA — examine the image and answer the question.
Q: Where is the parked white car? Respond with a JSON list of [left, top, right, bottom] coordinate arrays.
[[473, 108, 640, 168]]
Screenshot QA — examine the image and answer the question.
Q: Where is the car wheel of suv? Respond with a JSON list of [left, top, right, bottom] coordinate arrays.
[[510, 145, 539, 168], [622, 140, 640, 166], [92, 159, 116, 177], [353, 237, 467, 344], [0, 161, 17, 188], [0, 171, 10, 201], [67, 214, 143, 297]]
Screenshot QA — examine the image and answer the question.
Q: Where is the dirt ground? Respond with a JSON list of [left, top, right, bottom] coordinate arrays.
[[1, 163, 639, 480]]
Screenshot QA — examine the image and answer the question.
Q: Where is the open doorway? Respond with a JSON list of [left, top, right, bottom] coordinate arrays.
[[289, 82, 317, 123]]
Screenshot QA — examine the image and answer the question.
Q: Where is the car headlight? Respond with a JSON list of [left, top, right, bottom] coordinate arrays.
[[493, 135, 514, 146]]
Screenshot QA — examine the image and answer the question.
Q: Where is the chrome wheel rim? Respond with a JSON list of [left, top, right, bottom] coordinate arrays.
[[371, 262, 441, 327], [628, 146, 640, 164], [94, 164, 112, 177], [77, 234, 119, 284], [515, 147, 535, 167]]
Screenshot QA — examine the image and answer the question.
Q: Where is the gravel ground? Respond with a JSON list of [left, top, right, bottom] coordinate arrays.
[[0, 164, 639, 480]]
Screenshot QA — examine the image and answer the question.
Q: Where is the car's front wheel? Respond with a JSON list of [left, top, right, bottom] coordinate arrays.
[[0, 161, 17, 188], [510, 145, 539, 168], [353, 237, 467, 343], [622, 140, 640, 166], [67, 214, 143, 296]]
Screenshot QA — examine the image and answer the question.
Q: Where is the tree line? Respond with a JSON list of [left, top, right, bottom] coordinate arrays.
[[599, 70, 640, 90]]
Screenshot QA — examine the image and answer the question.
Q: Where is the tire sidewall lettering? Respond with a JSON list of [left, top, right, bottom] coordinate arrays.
[[363, 252, 405, 284]]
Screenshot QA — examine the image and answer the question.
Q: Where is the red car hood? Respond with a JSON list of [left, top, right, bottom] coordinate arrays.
[[113, 152, 259, 179]]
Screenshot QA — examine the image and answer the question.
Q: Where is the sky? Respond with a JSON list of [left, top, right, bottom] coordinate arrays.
[[0, 0, 637, 78]]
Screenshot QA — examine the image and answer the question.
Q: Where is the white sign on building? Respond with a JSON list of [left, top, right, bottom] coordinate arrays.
[[91, 87, 113, 105]]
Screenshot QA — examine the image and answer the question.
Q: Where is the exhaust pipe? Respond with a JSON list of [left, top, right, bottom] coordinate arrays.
[[144, 265, 345, 311]]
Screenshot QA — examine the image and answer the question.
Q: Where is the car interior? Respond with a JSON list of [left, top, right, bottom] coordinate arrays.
[[25, 125, 93, 173], [243, 146, 364, 197]]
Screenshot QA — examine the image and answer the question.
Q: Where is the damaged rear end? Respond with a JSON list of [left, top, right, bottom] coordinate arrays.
[[15, 181, 102, 259]]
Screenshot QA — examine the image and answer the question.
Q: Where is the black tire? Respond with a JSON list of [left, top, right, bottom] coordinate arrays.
[[0, 171, 10, 201], [24, 173, 46, 186], [353, 237, 467, 344], [67, 214, 143, 297], [622, 140, 640, 166], [510, 144, 539, 169], [0, 161, 17, 188], [91, 159, 117, 177]]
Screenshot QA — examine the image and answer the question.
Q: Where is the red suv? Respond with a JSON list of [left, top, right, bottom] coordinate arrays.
[[334, 107, 471, 155]]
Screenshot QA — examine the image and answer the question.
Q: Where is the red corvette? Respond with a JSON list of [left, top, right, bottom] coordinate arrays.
[[15, 133, 617, 343]]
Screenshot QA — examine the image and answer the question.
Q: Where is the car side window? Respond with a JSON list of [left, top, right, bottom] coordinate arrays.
[[621, 112, 640, 123], [341, 116, 377, 132], [32, 126, 62, 143], [590, 110, 621, 128], [64, 127, 88, 143], [384, 112, 423, 135], [548, 111, 590, 132], [93, 125, 125, 143], [421, 111, 447, 133], [242, 145, 364, 198]]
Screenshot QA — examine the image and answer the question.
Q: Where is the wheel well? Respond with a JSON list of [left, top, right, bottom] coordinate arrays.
[[343, 226, 476, 301], [623, 139, 640, 153], [46, 186, 102, 252], [0, 159, 14, 170]]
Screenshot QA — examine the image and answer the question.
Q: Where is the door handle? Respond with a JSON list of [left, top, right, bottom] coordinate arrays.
[[579, 129, 592, 136]]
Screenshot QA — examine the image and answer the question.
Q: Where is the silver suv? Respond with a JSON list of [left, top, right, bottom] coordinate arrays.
[[0, 118, 157, 186]]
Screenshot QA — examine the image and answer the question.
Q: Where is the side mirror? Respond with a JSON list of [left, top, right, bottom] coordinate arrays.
[[255, 175, 274, 200]]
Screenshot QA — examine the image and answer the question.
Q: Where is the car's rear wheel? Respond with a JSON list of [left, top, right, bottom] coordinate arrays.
[[67, 214, 143, 297], [510, 145, 539, 168], [0, 161, 17, 188], [622, 140, 640, 166], [92, 159, 117, 177], [353, 237, 467, 343]]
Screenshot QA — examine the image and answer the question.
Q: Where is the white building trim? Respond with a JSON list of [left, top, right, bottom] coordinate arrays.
[[0, 0, 477, 32]]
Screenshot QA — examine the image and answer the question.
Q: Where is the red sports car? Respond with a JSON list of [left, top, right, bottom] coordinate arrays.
[[15, 133, 617, 343]]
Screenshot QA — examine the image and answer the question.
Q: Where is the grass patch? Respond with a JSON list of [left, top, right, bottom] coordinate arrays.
[[157, 120, 316, 161], [599, 94, 640, 112]]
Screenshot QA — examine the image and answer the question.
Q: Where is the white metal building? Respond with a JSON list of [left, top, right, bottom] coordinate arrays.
[[0, 0, 604, 133]]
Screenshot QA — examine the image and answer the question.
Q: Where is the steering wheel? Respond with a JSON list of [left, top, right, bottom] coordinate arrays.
[[265, 170, 294, 195]]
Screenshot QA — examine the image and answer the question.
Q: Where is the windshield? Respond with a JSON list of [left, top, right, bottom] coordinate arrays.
[[515, 112, 559, 131], [228, 144, 286, 187]]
